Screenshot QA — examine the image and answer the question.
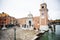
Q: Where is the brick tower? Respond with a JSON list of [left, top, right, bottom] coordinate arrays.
[[39, 3, 48, 31]]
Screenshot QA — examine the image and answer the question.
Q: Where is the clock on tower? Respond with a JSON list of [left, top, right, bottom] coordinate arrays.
[[41, 12, 45, 18]]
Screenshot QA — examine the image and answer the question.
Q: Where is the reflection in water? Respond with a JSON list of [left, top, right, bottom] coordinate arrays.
[[55, 25, 60, 40], [36, 25, 60, 40], [48, 32, 56, 40]]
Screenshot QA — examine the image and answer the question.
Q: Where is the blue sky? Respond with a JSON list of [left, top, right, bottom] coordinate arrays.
[[0, 0, 60, 20]]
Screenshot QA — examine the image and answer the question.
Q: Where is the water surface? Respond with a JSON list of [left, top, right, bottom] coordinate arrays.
[[36, 25, 60, 40]]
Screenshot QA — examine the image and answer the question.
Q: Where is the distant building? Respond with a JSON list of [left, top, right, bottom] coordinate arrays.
[[17, 3, 49, 31], [0, 12, 17, 28]]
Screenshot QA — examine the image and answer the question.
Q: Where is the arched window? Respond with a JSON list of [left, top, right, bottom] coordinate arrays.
[[42, 6, 44, 8]]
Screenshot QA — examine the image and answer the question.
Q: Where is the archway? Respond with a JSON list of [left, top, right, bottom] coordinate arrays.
[[29, 21, 31, 26]]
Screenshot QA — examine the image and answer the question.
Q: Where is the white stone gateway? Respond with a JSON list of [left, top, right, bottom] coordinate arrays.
[[26, 12, 34, 30]]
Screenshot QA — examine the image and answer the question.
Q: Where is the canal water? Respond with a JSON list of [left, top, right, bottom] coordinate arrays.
[[36, 25, 60, 40]]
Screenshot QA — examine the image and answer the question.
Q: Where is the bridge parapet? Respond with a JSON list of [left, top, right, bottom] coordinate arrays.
[[48, 20, 60, 25]]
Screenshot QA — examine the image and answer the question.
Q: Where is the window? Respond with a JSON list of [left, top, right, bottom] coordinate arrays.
[[42, 13, 44, 16], [38, 21, 39, 23], [42, 6, 44, 8], [4, 19, 6, 21], [41, 13, 45, 18]]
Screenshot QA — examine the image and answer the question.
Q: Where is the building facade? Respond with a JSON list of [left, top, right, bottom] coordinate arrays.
[[17, 3, 49, 31], [0, 12, 17, 28]]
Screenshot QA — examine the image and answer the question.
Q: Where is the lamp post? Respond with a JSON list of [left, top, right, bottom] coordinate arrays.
[[14, 27, 16, 40]]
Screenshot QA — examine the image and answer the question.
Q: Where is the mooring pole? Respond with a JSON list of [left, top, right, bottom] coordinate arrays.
[[54, 24, 56, 32], [14, 27, 16, 40]]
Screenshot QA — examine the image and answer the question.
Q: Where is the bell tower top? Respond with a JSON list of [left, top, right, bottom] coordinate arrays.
[[40, 3, 47, 9], [40, 3, 48, 11]]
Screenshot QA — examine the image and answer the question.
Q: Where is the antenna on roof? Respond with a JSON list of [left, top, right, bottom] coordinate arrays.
[[41, 0, 46, 3], [44, 0, 46, 3], [29, 11, 31, 14]]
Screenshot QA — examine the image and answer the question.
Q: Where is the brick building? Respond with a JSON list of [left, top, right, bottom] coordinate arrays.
[[0, 12, 17, 28]]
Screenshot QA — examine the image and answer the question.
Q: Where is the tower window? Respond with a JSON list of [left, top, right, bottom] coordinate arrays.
[[42, 6, 44, 8], [42, 13, 44, 15]]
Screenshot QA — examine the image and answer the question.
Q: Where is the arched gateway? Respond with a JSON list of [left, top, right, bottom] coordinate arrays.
[[26, 13, 34, 30]]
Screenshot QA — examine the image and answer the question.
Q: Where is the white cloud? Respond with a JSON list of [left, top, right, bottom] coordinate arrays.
[[0, 0, 60, 20]]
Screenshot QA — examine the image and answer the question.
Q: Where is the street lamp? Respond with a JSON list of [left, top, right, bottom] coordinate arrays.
[[14, 27, 16, 40]]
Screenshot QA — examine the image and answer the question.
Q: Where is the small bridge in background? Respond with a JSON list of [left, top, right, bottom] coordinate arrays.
[[48, 19, 60, 32], [48, 20, 60, 25]]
